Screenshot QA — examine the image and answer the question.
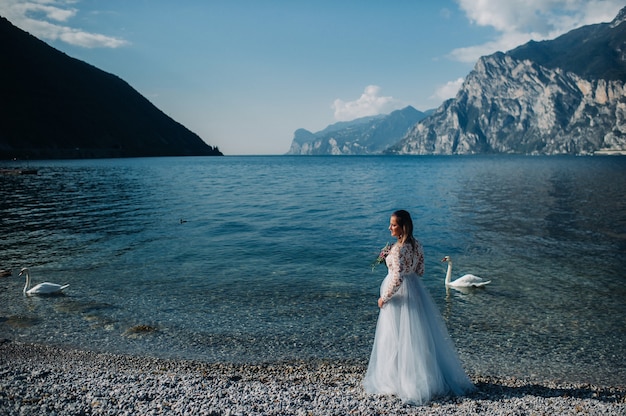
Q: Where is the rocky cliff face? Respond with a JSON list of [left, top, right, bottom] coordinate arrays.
[[287, 106, 427, 155], [388, 8, 626, 155], [389, 53, 626, 155]]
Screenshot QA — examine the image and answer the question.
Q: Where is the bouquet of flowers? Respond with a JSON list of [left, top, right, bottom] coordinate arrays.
[[371, 242, 392, 271]]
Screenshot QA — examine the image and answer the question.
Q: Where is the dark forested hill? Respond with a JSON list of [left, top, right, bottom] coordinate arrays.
[[0, 16, 222, 159]]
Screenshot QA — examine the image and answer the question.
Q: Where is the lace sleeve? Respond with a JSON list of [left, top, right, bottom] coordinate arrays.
[[379, 244, 407, 302], [415, 240, 424, 276], [381, 241, 424, 303]]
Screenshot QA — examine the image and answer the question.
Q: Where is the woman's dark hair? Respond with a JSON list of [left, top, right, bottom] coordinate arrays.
[[392, 209, 416, 248]]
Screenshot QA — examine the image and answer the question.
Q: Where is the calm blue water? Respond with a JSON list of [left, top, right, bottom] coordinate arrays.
[[1, 155, 625, 386]]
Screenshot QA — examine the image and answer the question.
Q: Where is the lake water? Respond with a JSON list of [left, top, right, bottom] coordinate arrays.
[[0, 155, 624, 386]]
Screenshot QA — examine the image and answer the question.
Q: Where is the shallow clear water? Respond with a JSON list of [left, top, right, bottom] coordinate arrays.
[[1, 155, 624, 386]]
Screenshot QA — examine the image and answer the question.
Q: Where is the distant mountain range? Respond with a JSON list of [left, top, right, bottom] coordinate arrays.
[[286, 106, 431, 155], [291, 6, 626, 156], [0, 16, 222, 159]]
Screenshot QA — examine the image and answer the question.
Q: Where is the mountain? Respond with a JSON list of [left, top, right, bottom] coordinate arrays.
[[508, 7, 626, 82], [286, 106, 428, 155], [387, 7, 626, 155], [0, 16, 222, 159]]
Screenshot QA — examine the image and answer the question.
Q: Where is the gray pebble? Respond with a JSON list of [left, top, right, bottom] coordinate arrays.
[[0, 340, 624, 415]]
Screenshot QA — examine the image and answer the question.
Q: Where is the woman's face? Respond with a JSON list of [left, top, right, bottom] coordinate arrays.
[[389, 215, 402, 239]]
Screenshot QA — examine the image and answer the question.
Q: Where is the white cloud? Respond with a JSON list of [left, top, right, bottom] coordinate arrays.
[[332, 85, 404, 122], [431, 78, 465, 102], [451, 0, 624, 63], [0, 0, 128, 48]]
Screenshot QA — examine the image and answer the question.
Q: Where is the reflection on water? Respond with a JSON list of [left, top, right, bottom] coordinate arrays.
[[0, 155, 624, 386], [439, 157, 626, 384]]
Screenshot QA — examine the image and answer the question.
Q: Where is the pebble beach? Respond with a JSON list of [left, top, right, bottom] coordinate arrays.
[[0, 340, 624, 415]]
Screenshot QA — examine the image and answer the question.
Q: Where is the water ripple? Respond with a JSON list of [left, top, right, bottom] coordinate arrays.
[[0, 155, 624, 386]]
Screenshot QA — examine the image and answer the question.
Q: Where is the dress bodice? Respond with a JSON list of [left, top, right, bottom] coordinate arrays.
[[381, 240, 424, 303]]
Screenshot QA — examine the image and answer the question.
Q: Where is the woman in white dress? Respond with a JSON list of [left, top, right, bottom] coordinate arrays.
[[362, 210, 475, 404]]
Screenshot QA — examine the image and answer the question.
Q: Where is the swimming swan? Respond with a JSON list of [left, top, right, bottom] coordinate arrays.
[[19, 267, 69, 296], [441, 256, 491, 288]]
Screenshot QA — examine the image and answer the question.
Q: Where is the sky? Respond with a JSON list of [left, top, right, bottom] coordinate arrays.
[[0, 1, 623, 155]]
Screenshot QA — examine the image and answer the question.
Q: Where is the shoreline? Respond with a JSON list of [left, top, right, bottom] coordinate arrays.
[[1, 340, 624, 415]]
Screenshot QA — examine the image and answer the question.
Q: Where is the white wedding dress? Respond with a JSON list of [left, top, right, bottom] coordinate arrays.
[[362, 241, 475, 404]]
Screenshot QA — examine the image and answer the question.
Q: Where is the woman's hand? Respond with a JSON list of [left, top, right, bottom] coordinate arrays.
[[377, 297, 384, 308]]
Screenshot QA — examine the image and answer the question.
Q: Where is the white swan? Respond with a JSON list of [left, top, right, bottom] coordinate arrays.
[[441, 256, 491, 288], [19, 267, 69, 296]]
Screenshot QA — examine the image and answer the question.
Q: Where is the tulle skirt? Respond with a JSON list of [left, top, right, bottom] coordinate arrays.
[[362, 272, 475, 404]]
